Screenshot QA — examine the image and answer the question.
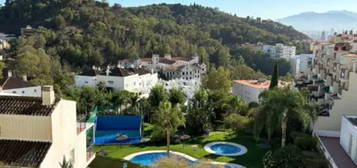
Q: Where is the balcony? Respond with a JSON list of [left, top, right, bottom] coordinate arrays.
[[77, 115, 94, 135], [86, 146, 96, 167], [77, 122, 94, 135]]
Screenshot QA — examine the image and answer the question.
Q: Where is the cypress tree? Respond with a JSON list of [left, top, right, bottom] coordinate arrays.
[[269, 62, 279, 89]]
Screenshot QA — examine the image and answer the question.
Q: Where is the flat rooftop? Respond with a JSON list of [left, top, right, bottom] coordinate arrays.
[[347, 117, 357, 127]]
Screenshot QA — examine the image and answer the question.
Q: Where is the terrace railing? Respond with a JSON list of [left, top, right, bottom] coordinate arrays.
[[314, 133, 338, 168]]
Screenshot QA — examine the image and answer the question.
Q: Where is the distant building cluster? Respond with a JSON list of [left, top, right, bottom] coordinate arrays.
[[75, 54, 207, 98]]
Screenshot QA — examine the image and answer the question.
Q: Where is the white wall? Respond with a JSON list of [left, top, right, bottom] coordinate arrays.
[[41, 99, 84, 168], [232, 83, 264, 103], [74, 76, 97, 88], [314, 73, 357, 136], [75, 72, 158, 95], [0, 114, 52, 141], [1, 86, 42, 97], [340, 116, 357, 165]]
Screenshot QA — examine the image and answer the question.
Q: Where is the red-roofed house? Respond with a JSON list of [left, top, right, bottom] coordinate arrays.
[[232, 80, 290, 103]]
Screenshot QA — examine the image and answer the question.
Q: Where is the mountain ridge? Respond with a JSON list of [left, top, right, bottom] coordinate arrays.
[[278, 10, 357, 32]]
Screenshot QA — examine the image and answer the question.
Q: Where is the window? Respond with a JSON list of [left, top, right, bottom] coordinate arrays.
[[34, 89, 37, 92], [12, 91, 16, 94], [85, 81, 89, 84], [108, 81, 114, 84], [22, 91, 25, 94]]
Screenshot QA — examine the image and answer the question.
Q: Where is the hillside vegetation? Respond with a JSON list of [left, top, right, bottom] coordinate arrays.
[[0, 0, 308, 90]]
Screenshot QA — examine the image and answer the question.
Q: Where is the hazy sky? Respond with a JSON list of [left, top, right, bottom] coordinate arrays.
[[111, 0, 357, 19], [1, 0, 357, 19]]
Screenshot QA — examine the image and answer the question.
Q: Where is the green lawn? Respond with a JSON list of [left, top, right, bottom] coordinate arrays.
[[94, 131, 269, 168]]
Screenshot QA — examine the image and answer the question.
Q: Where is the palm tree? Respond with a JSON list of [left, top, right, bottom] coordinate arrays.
[[254, 88, 316, 147], [154, 101, 185, 156], [59, 157, 73, 168]]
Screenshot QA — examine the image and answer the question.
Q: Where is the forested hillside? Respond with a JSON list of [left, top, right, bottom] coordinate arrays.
[[0, 0, 309, 91]]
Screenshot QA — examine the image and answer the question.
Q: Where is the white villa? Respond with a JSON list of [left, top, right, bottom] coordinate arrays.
[[0, 75, 41, 97], [75, 67, 158, 97], [232, 80, 290, 103], [0, 85, 95, 168]]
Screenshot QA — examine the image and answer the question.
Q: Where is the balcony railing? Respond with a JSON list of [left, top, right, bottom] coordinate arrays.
[[86, 146, 96, 162], [314, 134, 338, 168]]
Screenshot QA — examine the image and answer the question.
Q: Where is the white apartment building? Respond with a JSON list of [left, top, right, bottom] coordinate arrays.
[[296, 34, 357, 137], [159, 78, 201, 99], [0, 76, 42, 97], [232, 80, 290, 103], [262, 43, 296, 60], [290, 54, 315, 76], [0, 86, 95, 168], [75, 67, 158, 96]]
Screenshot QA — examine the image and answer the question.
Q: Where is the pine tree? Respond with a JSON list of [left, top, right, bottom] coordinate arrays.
[[269, 62, 279, 89]]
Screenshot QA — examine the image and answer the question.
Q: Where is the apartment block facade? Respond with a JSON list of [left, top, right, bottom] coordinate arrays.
[[296, 33, 357, 137]]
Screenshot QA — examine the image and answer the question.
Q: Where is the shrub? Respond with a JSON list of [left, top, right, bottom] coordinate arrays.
[[290, 131, 317, 151], [294, 137, 317, 151], [223, 113, 251, 132], [263, 145, 304, 168], [303, 151, 329, 168]]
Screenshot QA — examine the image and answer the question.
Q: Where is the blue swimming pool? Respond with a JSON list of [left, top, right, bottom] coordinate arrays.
[[127, 151, 241, 168], [129, 152, 195, 166], [204, 142, 248, 156], [210, 144, 242, 155], [94, 130, 141, 144]]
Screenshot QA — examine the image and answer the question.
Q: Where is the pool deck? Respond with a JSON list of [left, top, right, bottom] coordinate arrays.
[[123, 150, 246, 168]]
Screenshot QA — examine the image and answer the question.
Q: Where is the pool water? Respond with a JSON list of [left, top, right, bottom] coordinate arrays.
[[129, 152, 237, 168], [95, 130, 141, 144], [210, 144, 242, 155], [130, 152, 194, 166]]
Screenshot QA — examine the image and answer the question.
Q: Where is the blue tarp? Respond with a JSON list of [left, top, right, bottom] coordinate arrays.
[[94, 115, 142, 145]]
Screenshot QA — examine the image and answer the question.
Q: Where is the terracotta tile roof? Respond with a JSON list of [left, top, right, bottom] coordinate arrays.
[[0, 77, 35, 90], [0, 140, 51, 168], [233, 80, 290, 89], [78, 69, 98, 76], [159, 58, 176, 65], [109, 68, 150, 77], [0, 96, 58, 116]]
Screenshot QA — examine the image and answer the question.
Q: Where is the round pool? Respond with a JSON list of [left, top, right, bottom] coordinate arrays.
[[127, 151, 195, 166], [123, 150, 245, 168], [204, 142, 247, 156]]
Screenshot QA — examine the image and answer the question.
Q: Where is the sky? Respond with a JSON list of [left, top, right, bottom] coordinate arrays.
[[110, 0, 357, 19], [1, 0, 357, 19]]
